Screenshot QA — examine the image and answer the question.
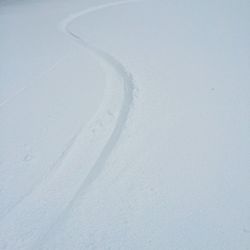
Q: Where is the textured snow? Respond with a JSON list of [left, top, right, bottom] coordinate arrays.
[[0, 0, 250, 249]]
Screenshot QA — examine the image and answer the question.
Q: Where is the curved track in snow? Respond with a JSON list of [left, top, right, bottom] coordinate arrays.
[[0, 1, 138, 249], [35, 2, 139, 242], [59, 0, 137, 210]]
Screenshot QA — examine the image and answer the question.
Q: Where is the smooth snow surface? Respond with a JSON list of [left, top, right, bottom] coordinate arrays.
[[0, 0, 250, 249]]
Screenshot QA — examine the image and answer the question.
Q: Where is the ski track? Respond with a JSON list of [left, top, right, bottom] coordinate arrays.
[[34, 0, 138, 246], [1, 0, 138, 248], [36, 0, 138, 243], [0, 123, 84, 221], [58, 0, 138, 207], [0, 56, 66, 109]]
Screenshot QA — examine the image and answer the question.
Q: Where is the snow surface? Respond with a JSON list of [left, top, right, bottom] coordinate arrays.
[[0, 0, 250, 249]]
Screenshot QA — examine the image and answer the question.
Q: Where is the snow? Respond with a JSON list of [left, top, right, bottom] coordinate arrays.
[[0, 0, 250, 249]]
